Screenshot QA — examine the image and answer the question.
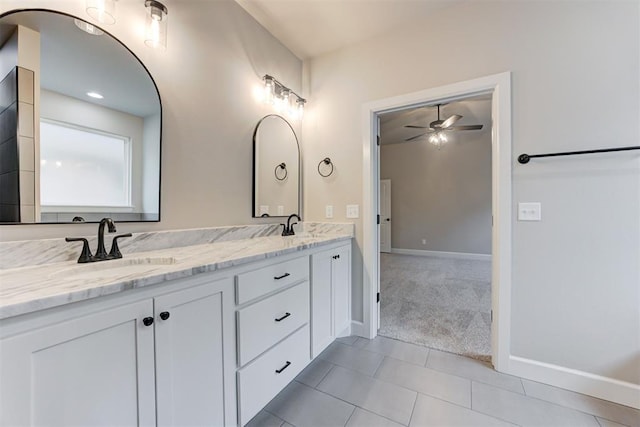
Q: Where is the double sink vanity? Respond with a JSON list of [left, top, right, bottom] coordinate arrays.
[[0, 222, 354, 426]]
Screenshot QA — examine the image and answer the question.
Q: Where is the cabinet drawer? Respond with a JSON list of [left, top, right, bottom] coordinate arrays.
[[237, 325, 310, 426], [236, 256, 309, 305], [237, 282, 309, 366]]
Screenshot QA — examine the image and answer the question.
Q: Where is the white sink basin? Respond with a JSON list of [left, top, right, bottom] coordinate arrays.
[[55, 257, 178, 280]]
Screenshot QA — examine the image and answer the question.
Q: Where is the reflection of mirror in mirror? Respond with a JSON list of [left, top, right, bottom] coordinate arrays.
[[0, 9, 161, 224], [253, 115, 300, 218]]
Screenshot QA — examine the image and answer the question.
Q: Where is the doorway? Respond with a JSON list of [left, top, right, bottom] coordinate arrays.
[[377, 95, 493, 360], [361, 72, 513, 370]]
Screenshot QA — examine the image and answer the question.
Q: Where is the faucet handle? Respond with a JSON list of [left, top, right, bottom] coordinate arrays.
[[289, 222, 298, 235], [109, 233, 132, 259], [65, 237, 93, 263], [280, 224, 287, 236]]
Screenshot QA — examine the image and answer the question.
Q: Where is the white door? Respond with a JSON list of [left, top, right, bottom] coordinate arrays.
[[154, 279, 232, 427], [0, 300, 156, 426], [380, 179, 392, 253]]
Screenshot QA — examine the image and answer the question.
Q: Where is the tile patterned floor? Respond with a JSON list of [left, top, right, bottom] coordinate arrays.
[[248, 336, 640, 427]]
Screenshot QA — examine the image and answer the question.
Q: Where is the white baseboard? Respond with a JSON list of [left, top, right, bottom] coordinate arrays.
[[509, 355, 640, 409], [390, 248, 491, 261], [350, 321, 366, 338]]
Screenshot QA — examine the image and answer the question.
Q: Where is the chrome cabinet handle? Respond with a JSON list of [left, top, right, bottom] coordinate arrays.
[[274, 273, 290, 280], [275, 361, 291, 374], [275, 312, 291, 322]]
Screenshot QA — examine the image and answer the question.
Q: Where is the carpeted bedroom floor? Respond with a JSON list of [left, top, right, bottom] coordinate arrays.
[[379, 252, 492, 361]]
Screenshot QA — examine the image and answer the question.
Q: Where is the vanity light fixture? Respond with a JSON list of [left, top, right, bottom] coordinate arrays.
[[262, 75, 306, 119], [87, 91, 104, 99], [145, 0, 168, 50], [74, 19, 104, 35], [86, 0, 117, 25]]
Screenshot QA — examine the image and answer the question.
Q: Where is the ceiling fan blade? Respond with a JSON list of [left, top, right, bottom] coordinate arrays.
[[404, 125, 429, 129], [405, 133, 427, 141], [449, 124, 483, 131], [440, 114, 462, 128]]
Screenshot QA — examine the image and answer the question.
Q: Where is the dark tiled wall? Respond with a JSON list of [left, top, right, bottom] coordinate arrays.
[[0, 67, 19, 222]]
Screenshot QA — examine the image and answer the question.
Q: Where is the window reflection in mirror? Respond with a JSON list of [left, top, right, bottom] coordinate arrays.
[[253, 115, 300, 218], [0, 9, 161, 224]]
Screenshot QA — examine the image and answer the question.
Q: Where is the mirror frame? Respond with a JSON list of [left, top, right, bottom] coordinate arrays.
[[0, 8, 163, 224], [252, 114, 301, 218]]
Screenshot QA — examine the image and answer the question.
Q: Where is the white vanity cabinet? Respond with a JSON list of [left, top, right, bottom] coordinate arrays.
[[0, 274, 237, 427], [234, 256, 311, 426], [311, 242, 352, 357]]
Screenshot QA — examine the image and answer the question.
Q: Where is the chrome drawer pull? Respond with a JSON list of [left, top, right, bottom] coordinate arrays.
[[274, 272, 291, 280], [275, 312, 291, 322], [275, 361, 291, 374]]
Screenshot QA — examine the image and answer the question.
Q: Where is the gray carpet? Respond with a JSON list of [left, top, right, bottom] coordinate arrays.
[[379, 253, 492, 361]]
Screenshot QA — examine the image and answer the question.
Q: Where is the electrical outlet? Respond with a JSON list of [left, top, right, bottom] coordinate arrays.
[[422, 238, 426, 245], [277, 205, 284, 216], [325, 205, 334, 218], [346, 204, 359, 219], [518, 202, 542, 221]]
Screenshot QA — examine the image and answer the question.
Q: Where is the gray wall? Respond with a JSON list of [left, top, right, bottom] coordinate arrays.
[[380, 107, 491, 255], [0, 0, 302, 239], [302, 0, 639, 385]]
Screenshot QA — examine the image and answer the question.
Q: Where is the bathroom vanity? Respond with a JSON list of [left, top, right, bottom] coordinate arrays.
[[0, 230, 352, 426]]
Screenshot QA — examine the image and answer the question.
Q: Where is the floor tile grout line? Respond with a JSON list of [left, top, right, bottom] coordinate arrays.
[[341, 405, 357, 427], [312, 362, 335, 389], [407, 389, 419, 427], [303, 366, 418, 426], [471, 380, 634, 426]]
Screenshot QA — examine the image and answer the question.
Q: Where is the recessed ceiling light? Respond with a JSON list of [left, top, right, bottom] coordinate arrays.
[[87, 92, 104, 99], [74, 19, 104, 36]]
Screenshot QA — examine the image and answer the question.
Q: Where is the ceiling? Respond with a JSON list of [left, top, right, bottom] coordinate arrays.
[[235, 0, 466, 60], [379, 94, 492, 146]]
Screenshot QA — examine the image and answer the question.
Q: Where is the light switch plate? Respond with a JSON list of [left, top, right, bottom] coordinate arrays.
[[518, 202, 541, 221], [325, 205, 334, 219], [346, 204, 359, 219]]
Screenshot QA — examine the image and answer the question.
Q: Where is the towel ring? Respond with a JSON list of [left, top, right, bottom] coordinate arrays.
[[274, 162, 287, 181], [318, 157, 334, 177]]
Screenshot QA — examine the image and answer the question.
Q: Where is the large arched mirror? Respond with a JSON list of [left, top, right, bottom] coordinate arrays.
[[0, 9, 161, 224], [253, 115, 300, 217]]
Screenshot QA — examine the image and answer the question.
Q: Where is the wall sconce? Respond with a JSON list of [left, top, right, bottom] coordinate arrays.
[[145, 0, 168, 50], [86, 0, 117, 25], [263, 75, 306, 119]]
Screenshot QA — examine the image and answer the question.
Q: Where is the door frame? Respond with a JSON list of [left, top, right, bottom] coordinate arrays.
[[361, 72, 512, 371]]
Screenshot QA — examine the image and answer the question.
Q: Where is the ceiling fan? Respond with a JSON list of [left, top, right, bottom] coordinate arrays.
[[404, 104, 483, 144]]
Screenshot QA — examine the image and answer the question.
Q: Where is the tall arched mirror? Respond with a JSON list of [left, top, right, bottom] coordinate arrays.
[[0, 9, 161, 224], [253, 115, 300, 217]]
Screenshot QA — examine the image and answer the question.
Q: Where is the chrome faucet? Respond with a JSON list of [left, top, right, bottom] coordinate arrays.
[[65, 217, 132, 263], [281, 214, 301, 236]]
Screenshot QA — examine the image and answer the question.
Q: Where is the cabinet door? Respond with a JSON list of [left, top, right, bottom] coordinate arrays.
[[154, 277, 235, 427], [0, 300, 156, 426], [332, 245, 351, 337], [311, 249, 333, 358]]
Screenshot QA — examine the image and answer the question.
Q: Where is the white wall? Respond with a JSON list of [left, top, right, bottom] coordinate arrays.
[[0, 0, 302, 238], [302, 0, 639, 390]]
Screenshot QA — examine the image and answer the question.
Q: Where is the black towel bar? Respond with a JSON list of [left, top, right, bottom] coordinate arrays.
[[518, 146, 640, 164]]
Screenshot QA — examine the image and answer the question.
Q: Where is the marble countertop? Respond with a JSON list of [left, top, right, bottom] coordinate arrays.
[[0, 233, 351, 320]]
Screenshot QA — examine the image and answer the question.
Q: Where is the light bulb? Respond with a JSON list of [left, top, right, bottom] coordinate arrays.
[[86, 0, 116, 25], [144, 0, 168, 49], [263, 76, 275, 104], [296, 98, 305, 119]]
